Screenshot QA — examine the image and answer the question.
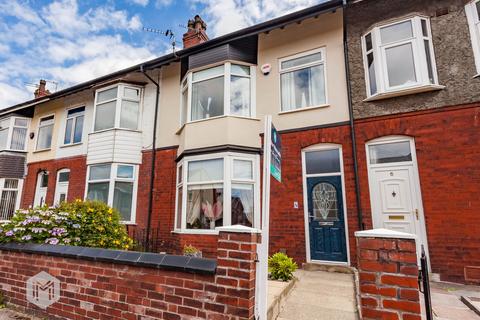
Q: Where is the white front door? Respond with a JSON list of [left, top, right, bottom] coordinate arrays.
[[33, 172, 49, 207], [366, 137, 429, 260]]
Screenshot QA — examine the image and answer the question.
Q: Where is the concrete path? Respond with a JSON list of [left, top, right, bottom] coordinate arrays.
[[277, 270, 359, 320], [427, 281, 480, 320]]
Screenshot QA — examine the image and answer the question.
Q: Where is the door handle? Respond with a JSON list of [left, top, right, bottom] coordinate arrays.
[[414, 209, 419, 220]]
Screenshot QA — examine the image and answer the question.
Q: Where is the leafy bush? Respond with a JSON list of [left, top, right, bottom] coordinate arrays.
[[0, 200, 133, 250], [268, 252, 298, 281]]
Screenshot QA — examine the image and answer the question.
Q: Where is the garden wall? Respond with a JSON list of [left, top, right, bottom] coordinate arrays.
[[0, 226, 260, 320]]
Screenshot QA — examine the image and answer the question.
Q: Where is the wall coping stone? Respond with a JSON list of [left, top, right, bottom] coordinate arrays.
[[216, 224, 261, 234], [355, 228, 416, 240], [0, 242, 217, 274]]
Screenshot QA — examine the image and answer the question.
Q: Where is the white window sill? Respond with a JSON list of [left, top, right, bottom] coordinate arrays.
[[121, 221, 136, 225], [60, 142, 83, 148], [278, 104, 330, 115], [33, 148, 51, 153], [474, 73, 480, 79], [89, 128, 141, 135], [364, 84, 445, 102], [171, 229, 219, 235], [1, 149, 27, 153]]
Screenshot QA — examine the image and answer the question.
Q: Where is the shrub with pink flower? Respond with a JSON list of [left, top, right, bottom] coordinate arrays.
[[0, 201, 133, 250]]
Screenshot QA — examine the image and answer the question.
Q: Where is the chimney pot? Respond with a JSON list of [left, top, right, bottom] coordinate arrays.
[[183, 15, 209, 49], [34, 79, 51, 99]]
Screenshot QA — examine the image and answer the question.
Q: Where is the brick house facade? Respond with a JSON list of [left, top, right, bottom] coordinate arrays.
[[1, 0, 479, 285]]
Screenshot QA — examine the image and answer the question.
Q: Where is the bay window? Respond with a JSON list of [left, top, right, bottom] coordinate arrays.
[[86, 163, 137, 223], [362, 16, 440, 99], [36, 115, 54, 150], [94, 84, 142, 132], [465, 0, 480, 74], [0, 178, 22, 221], [0, 117, 29, 151], [279, 48, 327, 112], [175, 153, 259, 232], [64, 106, 85, 145], [180, 62, 255, 125]]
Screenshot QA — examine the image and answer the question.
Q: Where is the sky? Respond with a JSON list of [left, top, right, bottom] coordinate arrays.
[[0, 0, 323, 109]]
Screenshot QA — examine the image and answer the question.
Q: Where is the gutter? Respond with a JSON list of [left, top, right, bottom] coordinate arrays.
[[140, 65, 161, 250], [342, 0, 364, 230]]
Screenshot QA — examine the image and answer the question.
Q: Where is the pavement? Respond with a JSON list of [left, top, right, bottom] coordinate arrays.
[[427, 281, 480, 320], [0, 309, 36, 320], [275, 269, 359, 320]]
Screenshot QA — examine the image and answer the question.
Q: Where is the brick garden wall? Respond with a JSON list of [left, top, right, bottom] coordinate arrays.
[[21, 155, 87, 208], [0, 228, 259, 320], [356, 230, 421, 320]]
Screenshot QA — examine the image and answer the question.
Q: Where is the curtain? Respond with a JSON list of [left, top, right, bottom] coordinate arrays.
[[238, 188, 254, 224], [281, 72, 295, 111]]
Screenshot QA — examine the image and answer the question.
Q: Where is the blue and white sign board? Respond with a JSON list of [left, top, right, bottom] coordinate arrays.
[[270, 124, 282, 182]]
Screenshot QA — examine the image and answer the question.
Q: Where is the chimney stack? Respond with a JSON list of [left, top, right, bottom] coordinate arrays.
[[34, 79, 51, 99], [182, 15, 209, 49]]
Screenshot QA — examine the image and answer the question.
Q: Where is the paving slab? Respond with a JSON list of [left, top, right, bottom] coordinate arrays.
[[277, 270, 359, 320]]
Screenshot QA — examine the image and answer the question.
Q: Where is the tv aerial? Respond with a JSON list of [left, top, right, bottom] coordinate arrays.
[[143, 26, 178, 55]]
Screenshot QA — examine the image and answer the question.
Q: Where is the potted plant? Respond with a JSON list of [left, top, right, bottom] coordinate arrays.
[[183, 244, 202, 258]]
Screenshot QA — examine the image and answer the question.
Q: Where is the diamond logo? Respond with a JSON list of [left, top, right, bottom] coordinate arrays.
[[26, 271, 60, 309]]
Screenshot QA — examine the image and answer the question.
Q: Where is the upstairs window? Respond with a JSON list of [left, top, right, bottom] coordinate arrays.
[[36, 115, 54, 150], [94, 84, 141, 132], [279, 48, 327, 112], [64, 106, 85, 145], [0, 117, 29, 151], [362, 16, 438, 98], [180, 62, 255, 125], [465, 0, 480, 74]]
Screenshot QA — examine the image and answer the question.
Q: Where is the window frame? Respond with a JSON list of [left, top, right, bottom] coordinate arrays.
[[84, 163, 138, 224], [174, 152, 260, 234], [179, 61, 256, 126], [278, 47, 329, 113], [0, 116, 29, 152], [0, 178, 23, 221], [35, 114, 55, 151], [93, 83, 143, 133], [361, 16, 440, 99], [63, 105, 85, 146], [465, 0, 480, 75]]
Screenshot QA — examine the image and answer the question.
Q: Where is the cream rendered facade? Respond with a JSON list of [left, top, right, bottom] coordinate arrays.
[[155, 10, 348, 153]]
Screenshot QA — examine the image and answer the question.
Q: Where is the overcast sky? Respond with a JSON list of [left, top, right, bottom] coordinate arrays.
[[0, 0, 322, 109]]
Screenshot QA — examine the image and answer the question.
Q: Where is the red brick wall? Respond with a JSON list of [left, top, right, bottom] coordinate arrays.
[[21, 156, 87, 208], [355, 104, 480, 283], [0, 229, 259, 320], [269, 125, 360, 266], [356, 233, 420, 320]]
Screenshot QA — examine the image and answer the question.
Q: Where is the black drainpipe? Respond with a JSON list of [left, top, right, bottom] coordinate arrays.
[[343, 0, 364, 230], [140, 65, 161, 250]]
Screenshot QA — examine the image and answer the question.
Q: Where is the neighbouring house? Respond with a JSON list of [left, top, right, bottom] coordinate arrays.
[[0, 0, 479, 284], [345, 0, 480, 283]]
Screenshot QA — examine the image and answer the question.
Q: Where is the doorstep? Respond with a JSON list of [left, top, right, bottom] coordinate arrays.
[[302, 262, 354, 274], [267, 275, 298, 320]]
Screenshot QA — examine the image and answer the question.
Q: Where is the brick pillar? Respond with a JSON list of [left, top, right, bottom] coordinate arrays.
[[355, 229, 421, 320], [216, 225, 260, 320]]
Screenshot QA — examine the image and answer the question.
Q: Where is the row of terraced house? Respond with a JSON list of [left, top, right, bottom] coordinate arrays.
[[1, 0, 479, 284]]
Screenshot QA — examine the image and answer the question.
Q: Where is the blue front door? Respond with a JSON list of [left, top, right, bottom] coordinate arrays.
[[307, 175, 347, 262]]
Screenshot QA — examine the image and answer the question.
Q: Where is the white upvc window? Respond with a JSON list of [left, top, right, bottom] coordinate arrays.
[[362, 16, 439, 98], [175, 152, 259, 233], [85, 163, 138, 223], [180, 62, 256, 125], [0, 178, 22, 221], [93, 84, 142, 132], [465, 0, 480, 74], [63, 106, 85, 145], [0, 117, 29, 151], [279, 47, 327, 112], [36, 115, 54, 151]]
